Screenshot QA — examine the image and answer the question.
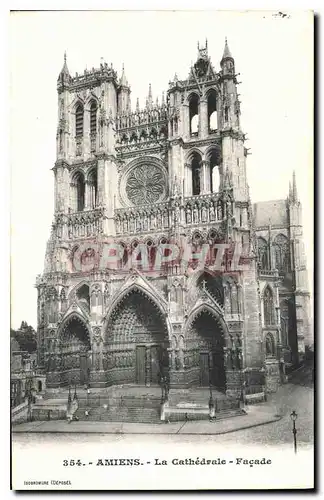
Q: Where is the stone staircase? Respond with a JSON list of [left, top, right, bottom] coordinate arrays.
[[42, 385, 162, 423], [165, 387, 245, 422], [34, 385, 245, 423], [74, 392, 162, 423]]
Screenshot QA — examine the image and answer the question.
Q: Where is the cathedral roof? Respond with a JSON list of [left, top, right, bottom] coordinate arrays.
[[253, 199, 288, 228]]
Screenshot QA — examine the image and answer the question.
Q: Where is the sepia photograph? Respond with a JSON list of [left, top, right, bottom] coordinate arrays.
[[9, 8, 314, 491]]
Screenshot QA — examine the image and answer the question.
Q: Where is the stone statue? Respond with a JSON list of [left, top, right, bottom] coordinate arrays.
[[201, 205, 207, 223], [209, 202, 215, 221], [193, 205, 199, 223], [217, 203, 223, 220]]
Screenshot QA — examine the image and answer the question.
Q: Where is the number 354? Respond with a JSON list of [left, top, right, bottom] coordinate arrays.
[[63, 459, 82, 466]]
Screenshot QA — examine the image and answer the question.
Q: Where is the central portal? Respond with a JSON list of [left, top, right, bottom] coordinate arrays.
[[106, 289, 169, 386]]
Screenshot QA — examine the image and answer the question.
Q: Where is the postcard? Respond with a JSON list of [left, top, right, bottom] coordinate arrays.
[[10, 9, 314, 491]]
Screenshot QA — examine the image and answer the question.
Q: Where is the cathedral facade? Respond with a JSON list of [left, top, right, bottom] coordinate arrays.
[[36, 40, 312, 396]]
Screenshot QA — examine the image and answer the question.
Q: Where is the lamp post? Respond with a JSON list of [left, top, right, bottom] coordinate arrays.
[[290, 410, 298, 454]]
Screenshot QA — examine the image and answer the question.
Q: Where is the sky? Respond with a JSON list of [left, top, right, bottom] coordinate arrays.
[[10, 10, 313, 329]]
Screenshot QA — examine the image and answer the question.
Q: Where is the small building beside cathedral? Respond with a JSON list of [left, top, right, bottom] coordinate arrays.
[[36, 40, 312, 398]]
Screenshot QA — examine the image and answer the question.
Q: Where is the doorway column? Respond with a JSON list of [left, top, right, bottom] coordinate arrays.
[[89, 329, 106, 387]]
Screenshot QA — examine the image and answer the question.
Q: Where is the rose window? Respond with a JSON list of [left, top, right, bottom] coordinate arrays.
[[126, 164, 165, 205]]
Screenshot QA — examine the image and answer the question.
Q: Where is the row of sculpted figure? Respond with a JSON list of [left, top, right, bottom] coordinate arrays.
[[116, 207, 171, 234], [116, 105, 168, 130]]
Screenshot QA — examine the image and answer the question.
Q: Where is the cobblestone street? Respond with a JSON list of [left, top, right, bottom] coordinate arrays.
[[214, 383, 314, 447]]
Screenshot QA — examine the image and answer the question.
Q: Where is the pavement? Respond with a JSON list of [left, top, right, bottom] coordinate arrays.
[[12, 404, 281, 435]]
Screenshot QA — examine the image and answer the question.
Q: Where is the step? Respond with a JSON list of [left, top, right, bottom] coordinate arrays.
[[166, 408, 245, 422], [74, 406, 161, 424]]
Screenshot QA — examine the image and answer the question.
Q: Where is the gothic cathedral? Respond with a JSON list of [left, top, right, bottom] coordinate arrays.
[[36, 40, 312, 396]]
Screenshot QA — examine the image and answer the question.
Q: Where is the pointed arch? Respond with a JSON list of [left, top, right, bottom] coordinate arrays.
[[90, 100, 98, 138], [67, 279, 90, 302], [263, 285, 275, 326], [84, 92, 99, 108], [184, 302, 228, 339], [104, 281, 170, 336], [186, 147, 203, 163], [103, 286, 170, 385], [273, 233, 290, 273], [71, 170, 85, 212], [130, 131, 138, 143], [257, 236, 269, 270], [58, 311, 91, 346], [75, 102, 84, 137], [206, 146, 221, 193], [206, 88, 218, 133], [87, 167, 97, 209], [188, 151, 202, 196], [197, 270, 224, 307], [139, 129, 147, 141], [76, 283, 90, 313], [192, 229, 204, 243], [188, 93, 200, 136], [184, 304, 228, 389]]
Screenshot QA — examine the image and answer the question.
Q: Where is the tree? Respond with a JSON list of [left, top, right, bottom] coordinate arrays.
[[10, 322, 37, 353]]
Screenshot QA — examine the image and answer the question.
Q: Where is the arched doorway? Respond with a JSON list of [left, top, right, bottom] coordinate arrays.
[[105, 289, 169, 386], [59, 315, 91, 386], [187, 309, 226, 392]]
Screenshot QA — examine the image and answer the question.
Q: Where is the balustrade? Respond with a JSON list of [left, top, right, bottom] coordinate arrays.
[[184, 193, 223, 225], [67, 208, 104, 239], [115, 201, 170, 235], [52, 208, 104, 240], [116, 105, 168, 131], [114, 193, 224, 235], [53, 195, 226, 241]]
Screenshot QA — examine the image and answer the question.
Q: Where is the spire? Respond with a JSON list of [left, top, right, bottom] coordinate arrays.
[[162, 91, 165, 106], [289, 181, 292, 200], [147, 83, 153, 108], [57, 51, 71, 86], [119, 63, 128, 87], [221, 37, 234, 64], [136, 97, 140, 111], [292, 170, 298, 203]]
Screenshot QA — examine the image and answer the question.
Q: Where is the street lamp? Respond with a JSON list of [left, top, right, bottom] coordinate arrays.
[[290, 410, 298, 454]]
